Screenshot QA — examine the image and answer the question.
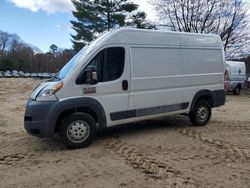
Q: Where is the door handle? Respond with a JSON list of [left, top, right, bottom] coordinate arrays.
[[122, 80, 128, 91]]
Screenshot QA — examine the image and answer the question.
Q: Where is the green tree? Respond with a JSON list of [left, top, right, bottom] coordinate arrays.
[[71, 0, 153, 51]]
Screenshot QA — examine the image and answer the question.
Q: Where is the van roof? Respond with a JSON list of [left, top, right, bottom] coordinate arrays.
[[97, 27, 222, 48], [226, 61, 245, 68], [112, 28, 219, 37]]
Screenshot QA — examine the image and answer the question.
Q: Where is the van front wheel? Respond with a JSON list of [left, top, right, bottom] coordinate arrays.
[[59, 113, 97, 149], [189, 100, 211, 126]]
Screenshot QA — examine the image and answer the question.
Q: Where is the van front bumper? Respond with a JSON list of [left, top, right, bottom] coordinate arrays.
[[24, 99, 59, 138]]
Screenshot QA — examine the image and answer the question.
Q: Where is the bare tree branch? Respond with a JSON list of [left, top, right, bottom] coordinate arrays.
[[151, 0, 249, 58]]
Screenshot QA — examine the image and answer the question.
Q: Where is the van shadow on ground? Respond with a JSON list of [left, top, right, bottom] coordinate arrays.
[[37, 115, 192, 150], [99, 115, 191, 139]]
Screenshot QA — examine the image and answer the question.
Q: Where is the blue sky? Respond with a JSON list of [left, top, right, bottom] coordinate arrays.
[[0, 0, 248, 53], [0, 0, 75, 52], [0, 0, 154, 53]]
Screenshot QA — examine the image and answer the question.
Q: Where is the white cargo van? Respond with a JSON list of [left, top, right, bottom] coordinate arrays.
[[225, 61, 246, 95], [24, 28, 226, 148]]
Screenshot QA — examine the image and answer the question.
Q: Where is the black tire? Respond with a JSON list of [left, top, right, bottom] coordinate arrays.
[[189, 100, 212, 126], [233, 86, 240, 95], [59, 113, 97, 149]]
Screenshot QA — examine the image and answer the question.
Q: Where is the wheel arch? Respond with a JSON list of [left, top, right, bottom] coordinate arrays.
[[190, 90, 215, 112], [237, 83, 242, 90], [50, 97, 107, 134]]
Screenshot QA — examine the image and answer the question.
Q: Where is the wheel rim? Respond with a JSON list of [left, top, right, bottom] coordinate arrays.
[[236, 88, 240, 94], [197, 105, 208, 122], [67, 120, 90, 143]]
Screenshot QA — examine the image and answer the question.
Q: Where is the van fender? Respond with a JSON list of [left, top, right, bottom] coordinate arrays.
[[48, 97, 107, 134], [190, 90, 215, 112]]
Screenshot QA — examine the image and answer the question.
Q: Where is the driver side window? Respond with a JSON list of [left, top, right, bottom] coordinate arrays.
[[88, 47, 125, 82]]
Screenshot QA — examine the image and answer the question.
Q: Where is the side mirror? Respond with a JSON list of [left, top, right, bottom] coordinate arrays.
[[76, 65, 98, 85], [86, 66, 98, 85]]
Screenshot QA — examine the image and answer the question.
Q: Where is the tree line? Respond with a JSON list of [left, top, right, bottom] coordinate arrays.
[[0, 30, 76, 72], [0, 0, 249, 73]]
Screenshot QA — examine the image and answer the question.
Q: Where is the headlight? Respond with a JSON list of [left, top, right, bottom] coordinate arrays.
[[36, 82, 63, 100]]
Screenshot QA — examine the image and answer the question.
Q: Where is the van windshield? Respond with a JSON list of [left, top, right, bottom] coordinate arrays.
[[55, 45, 90, 80], [52, 31, 110, 81]]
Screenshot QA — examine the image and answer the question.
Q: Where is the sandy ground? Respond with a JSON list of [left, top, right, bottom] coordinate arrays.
[[0, 78, 249, 188]]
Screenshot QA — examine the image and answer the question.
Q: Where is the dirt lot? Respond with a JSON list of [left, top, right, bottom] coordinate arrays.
[[0, 78, 250, 188]]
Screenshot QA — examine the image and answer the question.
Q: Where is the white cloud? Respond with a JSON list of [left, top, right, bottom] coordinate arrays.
[[9, 0, 156, 20], [133, 0, 157, 21], [11, 0, 249, 25], [9, 0, 74, 13], [56, 24, 72, 31], [246, 0, 250, 16]]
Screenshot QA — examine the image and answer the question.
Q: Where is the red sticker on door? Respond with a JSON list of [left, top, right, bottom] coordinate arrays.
[[83, 87, 96, 94]]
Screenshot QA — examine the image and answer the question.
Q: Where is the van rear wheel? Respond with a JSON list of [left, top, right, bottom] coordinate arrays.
[[59, 113, 97, 149], [233, 87, 240, 95], [189, 100, 211, 126]]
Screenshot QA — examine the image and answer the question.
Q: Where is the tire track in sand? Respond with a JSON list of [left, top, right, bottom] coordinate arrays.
[[211, 121, 250, 131], [0, 153, 35, 166], [177, 128, 250, 161], [100, 138, 199, 187]]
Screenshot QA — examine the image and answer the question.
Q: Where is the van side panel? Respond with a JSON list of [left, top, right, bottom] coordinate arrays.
[[180, 48, 224, 109], [131, 47, 182, 78], [128, 46, 186, 115], [181, 48, 223, 74]]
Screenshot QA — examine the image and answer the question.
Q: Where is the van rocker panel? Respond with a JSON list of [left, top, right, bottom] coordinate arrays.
[[110, 89, 225, 121], [110, 102, 189, 121]]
